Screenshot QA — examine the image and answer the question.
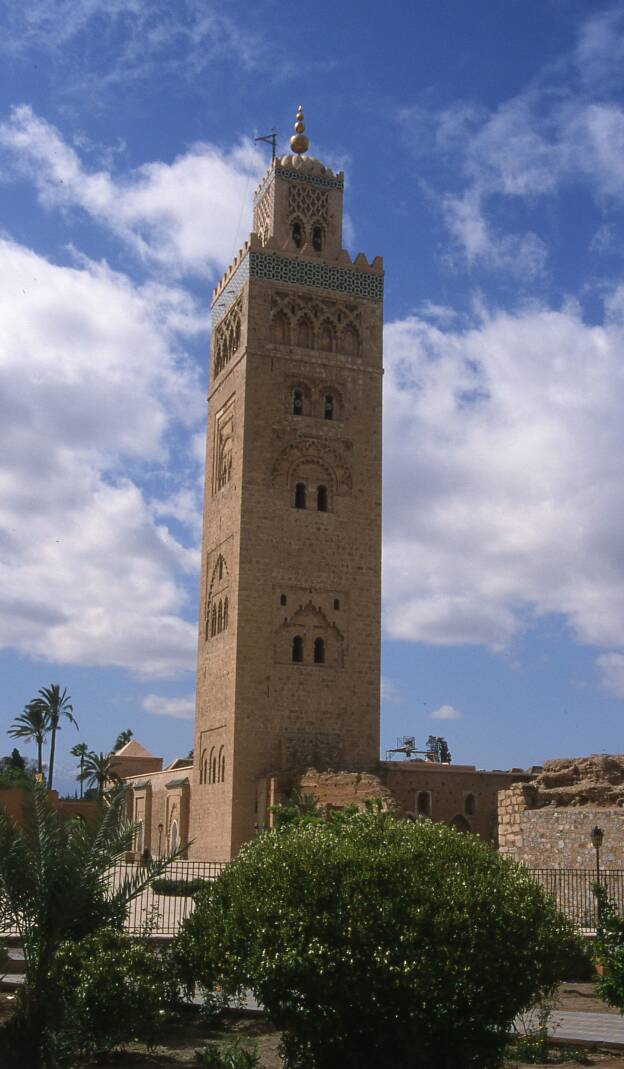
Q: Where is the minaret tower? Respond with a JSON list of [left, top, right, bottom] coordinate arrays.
[[191, 109, 384, 859]]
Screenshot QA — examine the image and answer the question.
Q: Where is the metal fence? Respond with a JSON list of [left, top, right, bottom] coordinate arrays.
[[527, 868, 624, 930], [109, 859, 227, 935], [108, 862, 624, 937]]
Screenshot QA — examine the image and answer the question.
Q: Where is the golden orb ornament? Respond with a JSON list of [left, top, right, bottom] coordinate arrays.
[[289, 105, 309, 154]]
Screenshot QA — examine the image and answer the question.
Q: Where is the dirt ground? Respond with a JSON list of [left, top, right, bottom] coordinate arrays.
[[2, 987, 624, 1068]]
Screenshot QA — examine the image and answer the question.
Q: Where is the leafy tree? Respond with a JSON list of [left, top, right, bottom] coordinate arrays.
[[27, 685, 78, 791], [81, 751, 120, 800], [0, 779, 183, 1067], [0, 749, 36, 788], [112, 728, 133, 752], [8, 702, 50, 775], [593, 885, 624, 1009], [69, 742, 89, 799], [175, 809, 580, 1069], [426, 734, 452, 763]]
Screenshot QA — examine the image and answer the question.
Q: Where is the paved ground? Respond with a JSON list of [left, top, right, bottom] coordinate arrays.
[[548, 1010, 624, 1048]]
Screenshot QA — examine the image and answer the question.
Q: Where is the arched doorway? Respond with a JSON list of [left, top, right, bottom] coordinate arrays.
[[450, 814, 471, 833]]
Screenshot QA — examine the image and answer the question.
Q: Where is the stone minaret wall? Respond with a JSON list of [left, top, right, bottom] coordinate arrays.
[[191, 146, 383, 860]]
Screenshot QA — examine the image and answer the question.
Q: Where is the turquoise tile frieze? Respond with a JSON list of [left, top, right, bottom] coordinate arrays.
[[212, 250, 382, 326]]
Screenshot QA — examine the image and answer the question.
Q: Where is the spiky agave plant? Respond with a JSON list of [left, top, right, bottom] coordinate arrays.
[[0, 780, 184, 1067]]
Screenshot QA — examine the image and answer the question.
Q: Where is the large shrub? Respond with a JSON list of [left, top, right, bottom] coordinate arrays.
[[175, 809, 580, 1069], [594, 885, 624, 1008], [49, 929, 177, 1061]]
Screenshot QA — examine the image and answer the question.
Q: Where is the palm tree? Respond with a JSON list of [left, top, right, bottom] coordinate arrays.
[[69, 742, 89, 799], [81, 751, 120, 800], [0, 779, 184, 1067], [7, 702, 50, 776], [112, 728, 133, 752], [30, 684, 78, 791]]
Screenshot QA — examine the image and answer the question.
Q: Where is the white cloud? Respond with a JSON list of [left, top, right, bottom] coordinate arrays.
[[0, 237, 205, 677], [382, 299, 624, 675], [597, 653, 624, 698], [142, 693, 195, 719], [0, 1, 264, 89], [430, 704, 462, 721], [380, 677, 401, 704], [400, 11, 624, 270], [0, 105, 265, 278]]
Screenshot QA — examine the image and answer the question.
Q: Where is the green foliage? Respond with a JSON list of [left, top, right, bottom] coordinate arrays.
[[0, 748, 36, 788], [30, 684, 77, 790], [175, 810, 579, 1069], [152, 877, 209, 897], [0, 779, 183, 1068], [50, 929, 177, 1060], [270, 790, 324, 828], [593, 884, 624, 1008], [195, 1040, 260, 1068], [80, 749, 120, 799], [426, 734, 452, 763], [9, 702, 51, 775], [113, 728, 134, 752]]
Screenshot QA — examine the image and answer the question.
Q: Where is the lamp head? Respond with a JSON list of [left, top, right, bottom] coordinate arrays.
[[591, 825, 604, 849]]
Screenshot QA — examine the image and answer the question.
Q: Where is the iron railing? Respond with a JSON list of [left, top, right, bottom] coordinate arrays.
[[527, 868, 624, 930], [107, 862, 624, 936], [109, 859, 227, 935]]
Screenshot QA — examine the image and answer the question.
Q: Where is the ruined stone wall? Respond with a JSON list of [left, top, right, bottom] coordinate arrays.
[[286, 768, 395, 814], [498, 783, 624, 867]]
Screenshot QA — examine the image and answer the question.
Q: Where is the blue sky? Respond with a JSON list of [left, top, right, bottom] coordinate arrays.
[[1, 0, 624, 795]]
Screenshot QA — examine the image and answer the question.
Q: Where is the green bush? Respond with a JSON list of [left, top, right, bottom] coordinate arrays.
[[593, 885, 624, 1008], [195, 1040, 260, 1068], [174, 809, 580, 1069], [152, 877, 209, 897], [50, 929, 178, 1060]]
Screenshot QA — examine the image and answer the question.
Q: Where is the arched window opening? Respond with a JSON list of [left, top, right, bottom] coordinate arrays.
[[317, 485, 328, 512], [218, 746, 225, 783], [312, 225, 323, 252], [314, 637, 325, 664], [223, 596, 229, 631], [464, 794, 476, 816], [451, 814, 471, 834], [292, 221, 303, 248], [333, 598, 340, 610], [292, 635, 304, 663], [294, 482, 306, 509], [218, 557, 223, 580], [272, 314, 289, 345], [297, 317, 312, 348], [324, 394, 334, 420], [217, 600, 223, 634], [211, 755, 217, 784], [293, 388, 303, 416], [200, 751, 207, 784], [341, 326, 358, 357], [319, 323, 334, 352], [417, 791, 431, 817], [170, 820, 178, 853], [208, 747, 215, 784], [210, 604, 217, 637], [280, 594, 287, 606]]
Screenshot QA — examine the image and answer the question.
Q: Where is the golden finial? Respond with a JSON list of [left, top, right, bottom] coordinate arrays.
[[289, 104, 309, 155]]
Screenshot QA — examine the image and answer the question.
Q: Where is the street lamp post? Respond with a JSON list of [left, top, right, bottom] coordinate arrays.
[[158, 823, 164, 858], [591, 825, 604, 935]]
